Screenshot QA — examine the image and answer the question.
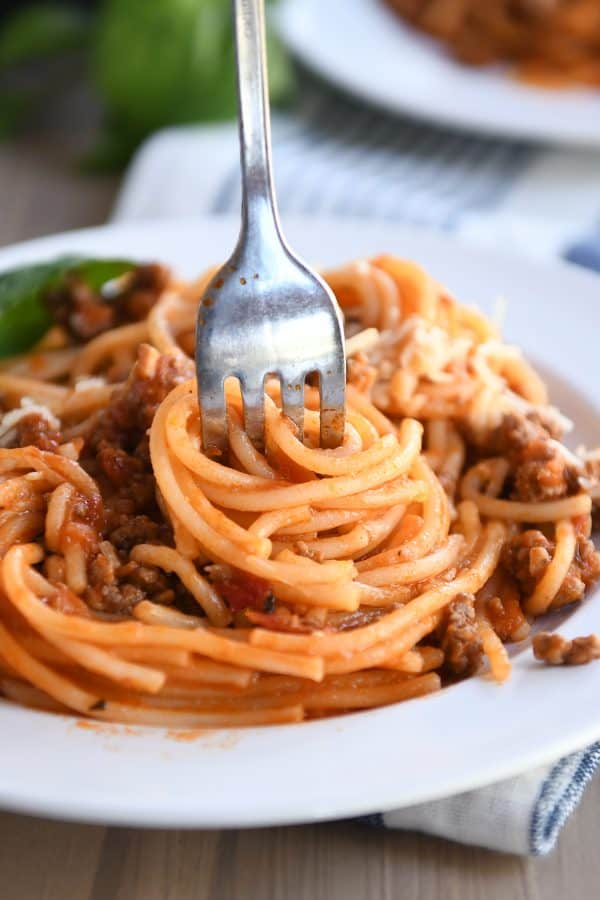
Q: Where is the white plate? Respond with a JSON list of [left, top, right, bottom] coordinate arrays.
[[0, 216, 599, 828], [276, 0, 600, 147]]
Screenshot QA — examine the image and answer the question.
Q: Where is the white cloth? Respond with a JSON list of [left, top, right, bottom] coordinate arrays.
[[112, 98, 600, 854]]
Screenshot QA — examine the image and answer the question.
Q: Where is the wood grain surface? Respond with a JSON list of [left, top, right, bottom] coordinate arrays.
[[0, 85, 598, 900]]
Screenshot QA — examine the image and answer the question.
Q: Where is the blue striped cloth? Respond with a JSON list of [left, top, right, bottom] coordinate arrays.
[[114, 77, 600, 855], [210, 83, 533, 227], [359, 743, 600, 855]]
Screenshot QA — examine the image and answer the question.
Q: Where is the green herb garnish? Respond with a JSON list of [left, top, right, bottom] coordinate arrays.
[[0, 255, 136, 358]]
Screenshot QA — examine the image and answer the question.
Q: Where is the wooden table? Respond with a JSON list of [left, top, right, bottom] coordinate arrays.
[[0, 100, 598, 900]]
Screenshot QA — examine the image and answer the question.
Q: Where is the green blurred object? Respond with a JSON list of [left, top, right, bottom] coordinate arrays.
[[0, 3, 90, 136], [91, 0, 294, 168], [0, 256, 136, 358], [0, 259, 65, 358], [0, 93, 33, 139], [0, 3, 89, 68], [0, 0, 294, 169]]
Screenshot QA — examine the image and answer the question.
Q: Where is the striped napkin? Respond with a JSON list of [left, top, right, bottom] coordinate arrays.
[[112, 79, 600, 855]]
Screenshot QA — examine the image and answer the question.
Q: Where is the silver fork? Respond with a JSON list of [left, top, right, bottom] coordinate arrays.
[[195, 0, 346, 456]]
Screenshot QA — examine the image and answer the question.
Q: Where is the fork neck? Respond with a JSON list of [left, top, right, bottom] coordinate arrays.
[[233, 0, 282, 245]]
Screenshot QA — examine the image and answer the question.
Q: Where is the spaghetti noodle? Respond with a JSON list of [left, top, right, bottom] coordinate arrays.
[[385, 0, 600, 88], [0, 253, 597, 726]]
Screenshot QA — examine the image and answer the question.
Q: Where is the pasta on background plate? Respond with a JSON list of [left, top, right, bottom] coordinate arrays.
[[385, 0, 600, 88]]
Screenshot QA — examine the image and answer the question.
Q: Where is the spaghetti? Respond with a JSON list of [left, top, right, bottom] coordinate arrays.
[[0, 253, 597, 726], [385, 0, 600, 88]]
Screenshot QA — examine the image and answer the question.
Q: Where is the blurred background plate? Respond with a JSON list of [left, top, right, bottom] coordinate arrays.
[[276, 0, 600, 147]]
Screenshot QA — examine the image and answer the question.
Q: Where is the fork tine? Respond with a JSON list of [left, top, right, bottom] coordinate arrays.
[[280, 373, 305, 443], [198, 370, 228, 458], [241, 377, 266, 451], [319, 370, 346, 449]]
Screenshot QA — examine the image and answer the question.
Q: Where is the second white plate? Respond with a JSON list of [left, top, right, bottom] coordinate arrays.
[[277, 0, 600, 147]]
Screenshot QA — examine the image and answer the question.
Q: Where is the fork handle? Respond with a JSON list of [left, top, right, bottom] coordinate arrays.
[[233, 0, 281, 241]]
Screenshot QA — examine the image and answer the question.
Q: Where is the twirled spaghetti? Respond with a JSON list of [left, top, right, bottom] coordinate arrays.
[[0, 254, 597, 727]]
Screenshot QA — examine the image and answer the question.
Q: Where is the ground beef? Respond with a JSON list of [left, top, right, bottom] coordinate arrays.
[[560, 536, 600, 606], [440, 593, 484, 677], [86, 581, 146, 615], [579, 448, 600, 517], [15, 413, 61, 453], [503, 529, 600, 609], [116, 560, 173, 600], [502, 530, 552, 597], [513, 457, 572, 504], [346, 352, 377, 393], [486, 414, 580, 503], [96, 445, 143, 488], [88, 344, 193, 454], [581, 449, 600, 486], [45, 264, 170, 342], [533, 632, 600, 666], [77, 346, 195, 614], [108, 514, 164, 553], [86, 543, 188, 615], [83, 344, 192, 525]]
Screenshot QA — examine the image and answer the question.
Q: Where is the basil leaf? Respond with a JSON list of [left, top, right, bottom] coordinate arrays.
[[69, 258, 135, 292], [0, 256, 136, 358], [0, 256, 75, 358]]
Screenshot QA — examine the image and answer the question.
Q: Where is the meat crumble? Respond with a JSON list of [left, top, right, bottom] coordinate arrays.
[[503, 529, 600, 609], [346, 351, 377, 393], [15, 413, 61, 453], [440, 593, 484, 677], [74, 345, 194, 614], [45, 264, 170, 342], [533, 632, 600, 666], [485, 413, 580, 503]]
